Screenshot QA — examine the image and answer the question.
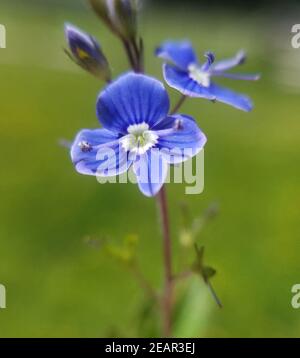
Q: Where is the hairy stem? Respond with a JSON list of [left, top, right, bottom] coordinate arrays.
[[156, 88, 188, 337], [157, 185, 173, 337], [171, 95, 187, 114]]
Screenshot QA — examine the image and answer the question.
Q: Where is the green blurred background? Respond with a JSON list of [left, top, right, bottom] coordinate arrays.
[[0, 0, 299, 337]]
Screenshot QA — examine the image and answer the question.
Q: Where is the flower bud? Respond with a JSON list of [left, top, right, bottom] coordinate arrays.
[[88, 0, 117, 34], [64, 23, 111, 81], [88, 0, 139, 40], [114, 0, 138, 39]]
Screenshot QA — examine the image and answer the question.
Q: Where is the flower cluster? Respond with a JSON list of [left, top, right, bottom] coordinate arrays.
[[64, 1, 259, 197]]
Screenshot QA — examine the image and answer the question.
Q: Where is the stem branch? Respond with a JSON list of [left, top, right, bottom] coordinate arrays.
[[171, 95, 187, 114], [129, 262, 159, 303]]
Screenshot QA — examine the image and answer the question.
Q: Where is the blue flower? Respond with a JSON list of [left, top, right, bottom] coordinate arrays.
[[71, 73, 207, 197], [64, 23, 111, 81], [156, 41, 260, 112]]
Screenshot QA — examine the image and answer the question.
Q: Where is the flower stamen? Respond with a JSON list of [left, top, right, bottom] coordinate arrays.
[[174, 118, 184, 130], [121, 122, 158, 155], [188, 64, 211, 87]]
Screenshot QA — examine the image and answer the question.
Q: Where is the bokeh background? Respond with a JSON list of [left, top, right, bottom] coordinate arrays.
[[0, 0, 299, 337]]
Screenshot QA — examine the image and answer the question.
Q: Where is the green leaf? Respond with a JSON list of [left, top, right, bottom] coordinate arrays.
[[202, 266, 217, 281], [124, 234, 139, 248], [172, 277, 213, 337]]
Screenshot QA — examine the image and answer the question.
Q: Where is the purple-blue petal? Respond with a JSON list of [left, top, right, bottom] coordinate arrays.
[[163, 65, 254, 111], [208, 83, 253, 112], [163, 64, 216, 100], [155, 115, 207, 164], [71, 129, 131, 176], [212, 50, 246, 72], [156, 41, 198, 70], [212, 72, 261, 81], [133, 150, 168, 197], [96, 73, 170, 134]]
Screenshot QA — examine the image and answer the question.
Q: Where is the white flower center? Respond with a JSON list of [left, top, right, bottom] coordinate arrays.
[[188, 64, 211, 87], [121, 122, 158, 155]]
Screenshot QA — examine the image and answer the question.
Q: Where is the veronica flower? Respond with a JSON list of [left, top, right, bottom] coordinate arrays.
[[71, 73, 207, 197], [156, 41, 260, 112], [64, 23, 111, 81]]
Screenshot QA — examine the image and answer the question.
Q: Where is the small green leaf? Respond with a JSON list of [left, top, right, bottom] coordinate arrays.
[[106, 244, 134, 265], [192, 245, 222, 308], [202, 266, 217, 281], [124, 234, 139, 248]]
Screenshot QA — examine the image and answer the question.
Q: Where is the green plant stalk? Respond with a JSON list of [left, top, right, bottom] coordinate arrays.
[[157, 185, 173, 337]]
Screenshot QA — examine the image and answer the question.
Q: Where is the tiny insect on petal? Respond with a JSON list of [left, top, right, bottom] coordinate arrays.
[[79, 141, 93, 153]]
